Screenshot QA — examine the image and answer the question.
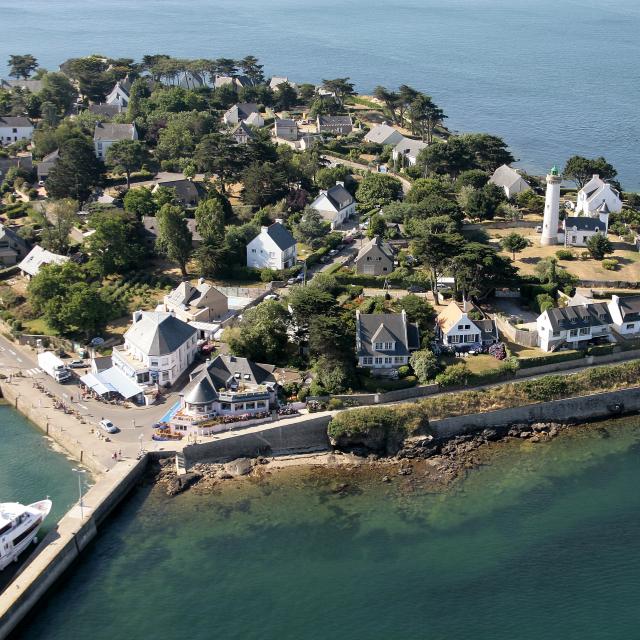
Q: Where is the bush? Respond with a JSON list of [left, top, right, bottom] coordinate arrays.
[[602, 258, 619, 271], [555, 249, 574, 260], [327, 398, 345, 410], [520, 375, 569, 401], [435, 362, 470, 388], [536, 293, 555, 313], [397, 365, 411, 379]]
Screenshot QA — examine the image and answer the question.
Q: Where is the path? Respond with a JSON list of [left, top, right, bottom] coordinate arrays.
[[322, 154, 411, 194]]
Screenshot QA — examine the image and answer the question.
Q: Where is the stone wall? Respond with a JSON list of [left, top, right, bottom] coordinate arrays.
[[183, 413, 332, 464], [430, 387, 640, 437]]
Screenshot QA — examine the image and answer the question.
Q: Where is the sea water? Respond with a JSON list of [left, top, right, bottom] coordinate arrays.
[[1, 0, 639, 188], [18, 415, 640, 640]]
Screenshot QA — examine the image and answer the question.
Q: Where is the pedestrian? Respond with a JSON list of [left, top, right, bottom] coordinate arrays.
[[118, 449, 122, 460]]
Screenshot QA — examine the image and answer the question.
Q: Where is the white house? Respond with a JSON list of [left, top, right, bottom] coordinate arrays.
[[356, 310, 420, 372], [435, 300, 498, 351], [169, 354, 278, 435], [269, 77, 297, 91], [310, 182, 356, 229], [364, 124, 404, 147], [105, 79, 132, 108], [273, 118, 298, 141], [163, 278, 228, 324], [93, 123, 138, 160], [392, 137, 428, 167], [608, 294, 640, 337], [576, 175, 622, 216], [112, 311, 198, 387], [223, 103, 259, 126], [244, 111, 264, 128], [18, 245, 69, 278], [0, 116, 34, 146], [231, 122, 255, 145], [536, 303, 613, 352], [563, 206, 609, 247], [247, 220, 297, 270], [489, 164, 531, 198]]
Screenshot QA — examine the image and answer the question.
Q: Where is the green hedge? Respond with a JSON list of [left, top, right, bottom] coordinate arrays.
[[587, 344, 616, 356], [518, 350, 584, 369], [520, 282, 557, 301]]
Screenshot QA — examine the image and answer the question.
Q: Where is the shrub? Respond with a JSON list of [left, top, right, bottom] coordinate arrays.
[[602, 259, 619, 271], [327, 398, 345, 410], [397, 365, 411, 379], [536, 293, 555, 313], [520, 375, 569, 401], [435, 362, 470, 388], [555, 249, 574, 260]]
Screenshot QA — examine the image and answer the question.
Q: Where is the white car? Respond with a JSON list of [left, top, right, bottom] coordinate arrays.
[[99, 419, 118, 434], [264, 294, 279, 300]]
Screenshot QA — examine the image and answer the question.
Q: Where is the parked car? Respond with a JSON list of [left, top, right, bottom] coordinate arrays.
[[535, 225, 542, 233], [407, 284, 427, 293], [68, 359, 86, 369], [264, 294, 279, 300], [329, 249, 339, 256], [287, 277, 296, 285], [99, 419, 119, 434]]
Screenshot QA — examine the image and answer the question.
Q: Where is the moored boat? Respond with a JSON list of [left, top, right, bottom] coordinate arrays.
[[0, 499, 52, 570]]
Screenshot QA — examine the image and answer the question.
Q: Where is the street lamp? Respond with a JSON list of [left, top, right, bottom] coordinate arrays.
[[72, 468, 87, 520], [138, 434, 144, 456]]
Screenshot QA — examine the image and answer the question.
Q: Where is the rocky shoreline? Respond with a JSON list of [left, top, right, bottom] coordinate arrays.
[[151, 421, 570, 496]]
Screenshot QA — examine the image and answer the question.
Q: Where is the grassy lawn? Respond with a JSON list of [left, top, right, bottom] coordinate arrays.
[[23, 318, 57, 336], [441, 353, 505, 374]]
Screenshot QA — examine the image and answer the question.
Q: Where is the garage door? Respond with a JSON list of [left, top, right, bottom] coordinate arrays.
[[364, 264, 376, 274]]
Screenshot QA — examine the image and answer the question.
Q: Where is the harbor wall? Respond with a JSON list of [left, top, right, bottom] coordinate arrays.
[[0, 380, 105, 475], [183, 413, 332, 464], [0, 456, 149, 640], [430, 387, 640, 437]]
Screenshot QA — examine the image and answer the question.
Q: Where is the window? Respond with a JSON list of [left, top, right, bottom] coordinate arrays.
[[221, 402, 231, 411], [626, 323, 635, 330], [384, 357, 392, 364], [394, 356, 404, 363], [161, 371, 169, 381], [579, 327, 589, 336], [448, 335, 460, 344], [374, 357, 383, 364], [374, 342, 384, 350], [384, 342, 393, 350], [251, 248, 256, 253], [150, 360, 158, 367], [245, 402, 255, 410], [363, 357, 373, 365], [569, 329, 578, 337], [257, 401, 266, 408]]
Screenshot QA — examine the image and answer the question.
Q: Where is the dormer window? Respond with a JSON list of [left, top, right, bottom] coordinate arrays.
[[234, 373, 241, 379], [244, 374, 251, 380]]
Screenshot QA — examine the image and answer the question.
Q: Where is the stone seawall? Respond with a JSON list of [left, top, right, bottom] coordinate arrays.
[[183, 413, 332, 464], [0, 380, 105, 475], [430, 387, 640, 437], [0, 456, 150, 640]]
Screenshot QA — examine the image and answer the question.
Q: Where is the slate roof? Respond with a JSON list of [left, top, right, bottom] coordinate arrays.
[[184, 354, 277, 405], [143, 216, 202, 243], [393, 137, 428, 159], [317, 115, 353, 126], [489, 164, 530, 190], [544, 303, 612, 332], [1, 79, 44, 93], [324, 183, 354, 211], [264, 222, 296, 251], [615, 295, 640, 322], [0, 116, 33, 127], [166, 280, 225, 308], [564, 216, 605, 232], [125, 311, 196, 357], [88, 103, 123, 117], [93, 122, 136, 141], [226, 103, 259, 121], [0, 223, 29, 253], [0, 154, 33, 178], [355, 235, 395, 262], [356, 310, 420, 357], [364, 124, 403, 145], [152, 179, 200, 205], [231, 121, 255, 140]]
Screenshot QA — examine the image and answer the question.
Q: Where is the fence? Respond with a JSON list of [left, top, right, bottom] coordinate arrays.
[[495, 315, 539, 348]]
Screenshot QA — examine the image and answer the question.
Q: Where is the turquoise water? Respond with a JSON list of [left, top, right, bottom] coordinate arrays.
[[17, 416, 640, 640], [1, 0, 639, 188], [0, 405, 81, 589]]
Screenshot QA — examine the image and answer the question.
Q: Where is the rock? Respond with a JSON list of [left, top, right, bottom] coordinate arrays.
[[549, 427, 559, 438], [218, 472, 233, 480], [224, 458, 253, 477], [382, 475, 391, 483], [520, 431, 532, 439], [332, 483, 349, 493], [530, 434, 541, 443], [482, 428, 499, 441], [398, 466, 412, 476]]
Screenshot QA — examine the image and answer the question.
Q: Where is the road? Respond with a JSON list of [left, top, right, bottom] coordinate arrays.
[[322, 154, 412, 194]]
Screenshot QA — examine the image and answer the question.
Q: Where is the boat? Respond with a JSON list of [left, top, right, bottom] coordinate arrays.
[[0, 499, 52, 570]]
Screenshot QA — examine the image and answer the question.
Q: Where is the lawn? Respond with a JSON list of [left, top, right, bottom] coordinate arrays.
[[440, 353, 504, 374], [23, 318, 57, 336]]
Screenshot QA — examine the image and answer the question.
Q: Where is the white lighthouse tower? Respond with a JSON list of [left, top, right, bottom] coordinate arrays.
[[541, 166, 561, 246]]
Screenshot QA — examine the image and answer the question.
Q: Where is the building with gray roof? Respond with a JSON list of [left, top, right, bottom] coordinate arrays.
[[0, 223, 30, 266], [316, 115, 353, 135], [356, 310, 420, 373], [93, 122, 138, 159], [355, 235, 395, 275], [310, 182, 356, 229], [112, 310, 198, 387]]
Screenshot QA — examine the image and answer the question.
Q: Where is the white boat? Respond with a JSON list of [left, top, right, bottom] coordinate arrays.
[[0, 499, 52, 570]]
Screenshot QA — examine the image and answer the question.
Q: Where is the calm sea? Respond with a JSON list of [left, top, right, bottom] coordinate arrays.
[[1, 0, 639, 189], [0, 405, 81, 590], [17, 415, 640, 640]]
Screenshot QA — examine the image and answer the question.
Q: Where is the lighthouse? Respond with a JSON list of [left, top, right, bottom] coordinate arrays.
[[541, 166, 561, 246]]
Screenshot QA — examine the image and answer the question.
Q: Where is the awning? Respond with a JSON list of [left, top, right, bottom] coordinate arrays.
[[80, 372, 116, 396], [99, 367, 144, 399]]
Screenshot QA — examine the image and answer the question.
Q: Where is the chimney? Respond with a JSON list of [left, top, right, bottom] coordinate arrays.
[[336, 181, 344, 187], [198, 277, 205, 285], [132, 310, 143, 323], [274, 218, 283, 225], [261, 226, 269, 233], [612, 294, 620, 306]]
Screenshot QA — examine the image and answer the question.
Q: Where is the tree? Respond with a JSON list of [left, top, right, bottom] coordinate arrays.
[[312, 355, 352, 394], [40, 199, 77, 255], [8, 55, 38, 80], [195, 197, 226, 242], [405, 176, 452, 203], [412, 232, 464, 294], [397, 294, 435, 333], [563, 156, 617, 188], [356, 173, 403, 209], [456, 169, 490, 191], [294, 206, 327, 246], [320, 78, 355, 108], [366, 214, 387, 238], [460, 183, 505, 220], [417, 138, 474, 178], [500, 232, 529, 260], [241, 162, 288, 208], [39, 72, 76, 114], [63, 56, 111, 102], [450, 243, 516, 299], [105, 140, 148, 189], [288, 285, 338, 340], [156, 204, 193, 277], [45, 138, 103, 206], [194, 132, 242, 193], [224, 301, 290, 364], [86, 210, 146, 276], [274, 82, 297, 111], [308, 313, 355, 363], [373, 86, 400, 123], [459, 133, 514, 172], [410, 350, 440, 383], [124, 187, 157, 219], [239, 56, 264, 84], [586, 233, 614, 260], [315, 165, 351, 190], [28, 261, 84, 313]]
